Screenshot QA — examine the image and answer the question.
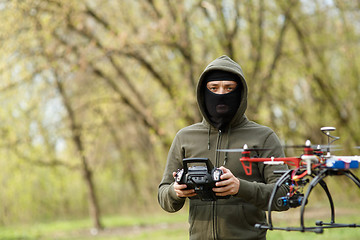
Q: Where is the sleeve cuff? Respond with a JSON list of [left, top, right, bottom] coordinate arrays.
[[234, 178, 254, 200], [169, 182, 185, 201]]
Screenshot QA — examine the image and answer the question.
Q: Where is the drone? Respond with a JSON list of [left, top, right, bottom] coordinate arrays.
[[218, 127, 360, 233]]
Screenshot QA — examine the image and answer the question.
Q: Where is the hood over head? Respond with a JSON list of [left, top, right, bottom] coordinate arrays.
[[197, 55, 248, 129]]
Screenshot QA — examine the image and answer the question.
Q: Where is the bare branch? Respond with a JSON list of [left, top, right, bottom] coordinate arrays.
[[252, 1, 293, 115]]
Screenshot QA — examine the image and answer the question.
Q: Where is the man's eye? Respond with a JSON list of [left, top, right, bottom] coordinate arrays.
[[226, 85, 237, 92]]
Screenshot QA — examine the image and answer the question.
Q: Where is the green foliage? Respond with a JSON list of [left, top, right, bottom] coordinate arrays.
[[0, 211, 359, 239], [0, 0, 360, 227]]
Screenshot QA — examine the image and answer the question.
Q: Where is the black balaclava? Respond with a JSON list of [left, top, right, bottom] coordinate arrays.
[[204, 70, 241, 130]]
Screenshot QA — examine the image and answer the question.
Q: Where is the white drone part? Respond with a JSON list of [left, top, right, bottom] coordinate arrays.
[[320, 127, 336, 132], [264, 161, 284, 165], [301, 154, 319, 175], [264, 156, 284, 165]]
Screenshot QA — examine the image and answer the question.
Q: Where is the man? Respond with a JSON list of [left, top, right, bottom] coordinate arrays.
[[158, 55, 288, 239]]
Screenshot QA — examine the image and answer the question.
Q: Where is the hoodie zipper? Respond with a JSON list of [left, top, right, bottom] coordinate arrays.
[[213, 129, 222, 240], [215, 129, 222, 166]]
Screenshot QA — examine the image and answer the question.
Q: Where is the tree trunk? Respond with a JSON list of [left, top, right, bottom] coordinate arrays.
[[55, 77, 103, 230], [80, 152, 103, 230]]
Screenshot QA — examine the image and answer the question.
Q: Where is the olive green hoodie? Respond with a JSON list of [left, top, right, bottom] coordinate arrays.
[[158, 55, 288, 239]]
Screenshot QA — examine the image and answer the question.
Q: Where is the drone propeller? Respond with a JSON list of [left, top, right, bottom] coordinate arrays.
[[217, 144, 272, 153], [218, 137, 343, 153], [283, 145, 342, 151], [282, 139, 341, 150], [283, 127, 341, 151]]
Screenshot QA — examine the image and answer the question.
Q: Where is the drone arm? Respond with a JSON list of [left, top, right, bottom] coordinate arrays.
[[242, 157, 301, 168]]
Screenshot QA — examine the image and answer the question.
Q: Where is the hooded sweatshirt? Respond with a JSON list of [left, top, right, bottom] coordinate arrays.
[[158, 55, 289, 240]]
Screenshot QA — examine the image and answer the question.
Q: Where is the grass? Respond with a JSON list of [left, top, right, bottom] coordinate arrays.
[[267, 215, 360, 240], [0, 208, 359, 239], [0, 211, 189, 240]]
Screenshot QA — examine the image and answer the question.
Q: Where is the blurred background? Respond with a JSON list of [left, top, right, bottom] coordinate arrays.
[[0, 0, 360, 237]]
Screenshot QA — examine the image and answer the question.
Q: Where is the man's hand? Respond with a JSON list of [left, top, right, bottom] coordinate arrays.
[[212, 166, 240, 196], [172, 172, 197, 198]]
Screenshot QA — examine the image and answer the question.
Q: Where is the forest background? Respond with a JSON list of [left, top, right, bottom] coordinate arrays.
[[1, 0, 360, 233]]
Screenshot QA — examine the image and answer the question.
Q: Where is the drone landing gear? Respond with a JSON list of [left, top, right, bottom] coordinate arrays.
[[299, 169, 334, 232], [299, 168, 360, 232], [255, 168, 360, 233]]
